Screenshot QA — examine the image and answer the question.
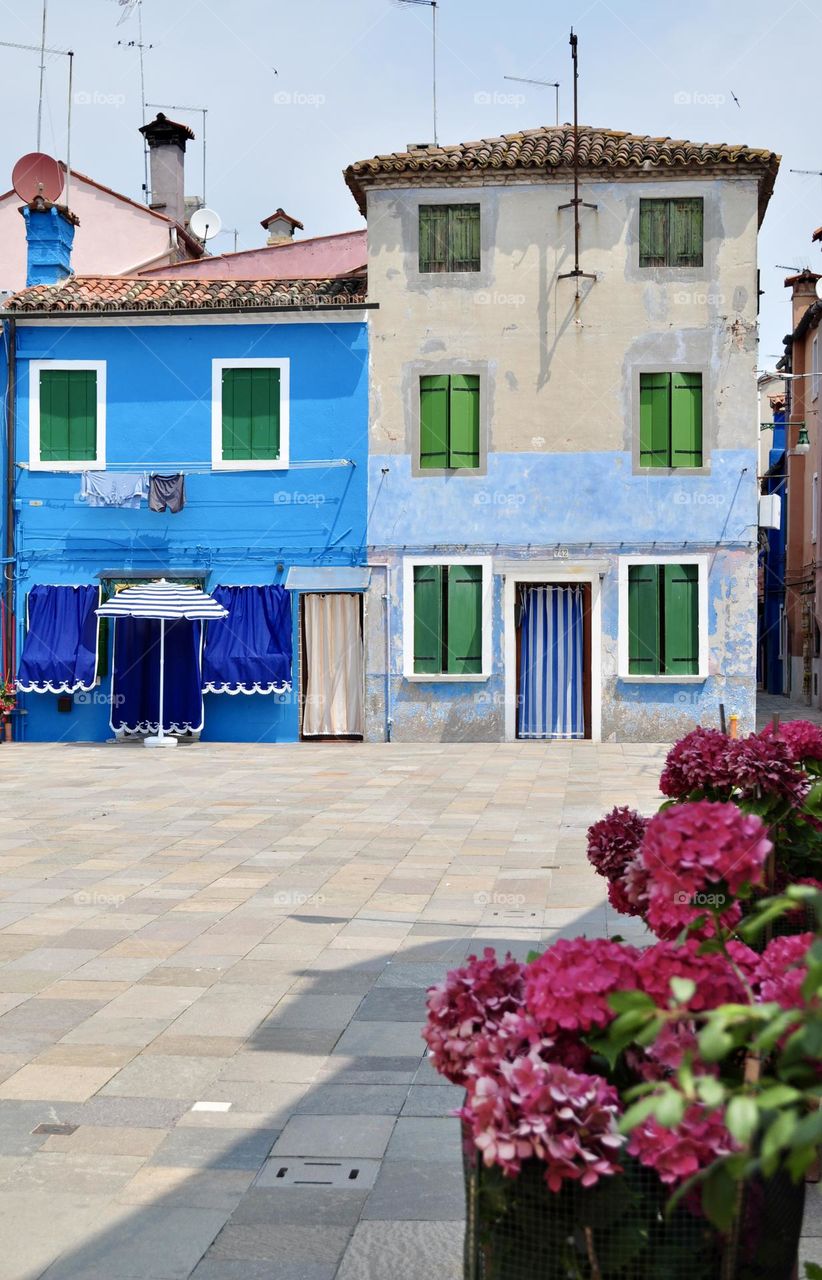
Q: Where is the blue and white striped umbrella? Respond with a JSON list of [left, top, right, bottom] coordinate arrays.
[[96, 580, 227, 747], [96, 579, 228, 621]]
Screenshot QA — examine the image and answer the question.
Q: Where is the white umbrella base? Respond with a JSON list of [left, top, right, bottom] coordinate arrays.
[[143, 735, 178, 749]]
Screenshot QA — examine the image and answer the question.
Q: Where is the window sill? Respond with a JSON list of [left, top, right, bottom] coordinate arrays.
[[618, 674, 707, 684], [29, 459, 105, 473], [212, 458, 289, 472], [404, 672, 491, 684]]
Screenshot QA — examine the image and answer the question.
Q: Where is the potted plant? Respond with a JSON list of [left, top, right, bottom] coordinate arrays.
[[0, 678, 16, 742], [424, 799, 818, 1279]]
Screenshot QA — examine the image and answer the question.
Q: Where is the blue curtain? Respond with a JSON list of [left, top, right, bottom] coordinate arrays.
[[18, 584, 100, 693], [201, 585, 292, 694], [111, 617, 203, 734], [518, 585, 585, 739]]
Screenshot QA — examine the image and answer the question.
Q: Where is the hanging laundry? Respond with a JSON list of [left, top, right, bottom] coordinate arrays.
[[149, 474, 186, 514], [81, 471, 149, 509]]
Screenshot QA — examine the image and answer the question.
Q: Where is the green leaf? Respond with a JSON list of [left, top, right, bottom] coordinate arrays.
[[619, 1095, 660, 1133], [761, 1109, 798, 1161], [698, 1021, 734, 1062], [695, 1077, 725, 1107], [669, 976, 696, 1004], [654, 1089, 685, 1127], [608, 990, 656, 1014], [725, 1096, 759, 1145], [701, 1165, 739, 1232], [755, 1084, 802, 1109], [789, 1108, 822, 1148], [804, 1260, 822, 1278], [525, 950, 542, 964]]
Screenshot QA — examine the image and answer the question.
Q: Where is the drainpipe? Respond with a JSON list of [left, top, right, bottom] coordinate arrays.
[[4, 319, 16, 697], [383, 564, 392, 742]]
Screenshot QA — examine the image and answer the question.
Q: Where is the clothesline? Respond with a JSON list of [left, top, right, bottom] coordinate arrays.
[[17, 459, 355, 472]]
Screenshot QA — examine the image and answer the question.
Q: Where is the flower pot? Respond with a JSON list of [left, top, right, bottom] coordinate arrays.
[[462, 1126, 804, 1280]]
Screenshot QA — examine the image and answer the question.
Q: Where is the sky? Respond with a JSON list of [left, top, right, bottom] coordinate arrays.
[[0, 0, 819, 361]]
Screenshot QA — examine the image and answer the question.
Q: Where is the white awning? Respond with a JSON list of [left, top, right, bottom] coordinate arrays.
[[284, 567, 371, 593]]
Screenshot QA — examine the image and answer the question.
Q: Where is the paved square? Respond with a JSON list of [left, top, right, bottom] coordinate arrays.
[[0, 734, 795, 1277]]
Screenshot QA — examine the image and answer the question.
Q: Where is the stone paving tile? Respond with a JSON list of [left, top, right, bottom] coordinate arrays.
[[40, 1204, 232, 1280], [205, 1223, 352, 1266], [384, 1117, 462, 1163], [117, 1166, 255, 1210], [354, 988, 427, 1022], [336, 1221, 463, 1279], [295, 1085, 409, 1116], [361, 1159, 465, 1220], [272, 1114, 395, 1159], [149, 1126, 279, 1170]]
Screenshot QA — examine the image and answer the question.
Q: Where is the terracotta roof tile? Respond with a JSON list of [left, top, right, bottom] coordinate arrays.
[[344, 124, 780, 222], [3, 273, 368, 314]]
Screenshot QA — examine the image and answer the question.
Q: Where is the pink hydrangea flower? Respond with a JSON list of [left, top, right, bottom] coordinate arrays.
[[463, 1055, 624, 1189], [759, 719, 822, 764], [641, 801, 771, 918], [755, 933, 813, 1008], [728, 734, 810, 805], [628, 1103, 739, 1185], [587, 807, 649, 882], [423, 949, 526, 1085], [524, 937, 640, 1033], [659, 728, 738, 800], [636, 939, 758, 1012]]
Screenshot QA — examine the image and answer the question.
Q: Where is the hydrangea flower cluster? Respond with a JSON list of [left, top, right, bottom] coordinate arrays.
[[423, 948, 526, 1085], [659, 727, 739, 800], [524, 937, 640, 1033], [759, 719, 822, 765], [730, 734, 810, 806], [636, 939, 758, 1012], [586, 806, 648, 881], [626, 1103, 739, 1186], [463, 1055, 624, 1189], [659, 725, 811, 805], [755, 933, 813, 1009]]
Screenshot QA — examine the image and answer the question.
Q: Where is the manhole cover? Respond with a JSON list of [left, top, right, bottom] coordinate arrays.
[[259, 1158, 380, 1188], [32, 1123, 77, 1137]]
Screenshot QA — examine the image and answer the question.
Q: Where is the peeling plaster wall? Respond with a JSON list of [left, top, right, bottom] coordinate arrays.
[[364, 172, 761, 743]]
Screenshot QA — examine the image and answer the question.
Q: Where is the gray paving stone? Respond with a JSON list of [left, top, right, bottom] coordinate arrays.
[[401, 1084, 464, 1117], [272, 1114, 395, 1159], [375, 963, 451, 989], [362, 1160, 465, 1221], [264, 995, 364, 1031], [150, 1126, 279, 1170], [230, 1187, 366, 1226], [333, 1022, 427, 1059], [336, 1220, 464, 1279], [40, 1205, 231, 1279], [384, 1117, 463, 1163], [205, 1223, 351, 1265], [355, 988, 427, 1022], [63, 1095, 190, 1128], [193, 1263, 336, 1280], [296, 1085, 408, 1116]]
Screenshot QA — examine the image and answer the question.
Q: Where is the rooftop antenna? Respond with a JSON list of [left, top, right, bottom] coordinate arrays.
[[790, 168, 822, 178], [504, 75, 560, 126], [116, 0, 153, 200], [557, 28, 597, 296], [0, 33, 75, 205], [147, 102, 208, 203], [36, 0, 48, 150], [397, 0, 438, 146], [189, 205, 222, 244]]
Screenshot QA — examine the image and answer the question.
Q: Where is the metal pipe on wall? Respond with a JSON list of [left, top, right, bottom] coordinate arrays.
[[4, 320, 16, 707]]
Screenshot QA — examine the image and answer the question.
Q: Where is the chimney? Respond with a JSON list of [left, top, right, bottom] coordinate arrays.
[[260, 208, 304, 246], [139, 112, 194, 227], [21, 199, 78, 287], [785, 269, 820, 330]]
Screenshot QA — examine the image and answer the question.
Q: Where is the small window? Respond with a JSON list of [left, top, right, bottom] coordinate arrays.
[[412, 563, 482, 674], [30, 361, 105, 471], [419, 374, 479, 469], [639, 198, 704, 268], [628, 563, 699, 676], [212, 359, 289, 470], [639, 372, 703, 468], [419, 204, 480, 273]]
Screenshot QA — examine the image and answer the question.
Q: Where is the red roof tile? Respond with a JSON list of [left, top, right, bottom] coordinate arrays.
[[3, 273, 368, 313]]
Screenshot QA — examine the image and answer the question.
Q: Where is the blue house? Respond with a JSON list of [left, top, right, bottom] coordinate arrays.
[[758, 397, 787, 696], [1, 200, 370, 743]]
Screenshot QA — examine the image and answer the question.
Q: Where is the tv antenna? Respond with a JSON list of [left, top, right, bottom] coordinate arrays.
[[790, 168, 822, 178], [116, 0, 153, 200], [557, 29, 597, 295], [397, 0, 438, 146], [189, 206, 222, 243], [504, 76, 560, 126], [147, 103, 208, 203], [0, 22, 75, 206]]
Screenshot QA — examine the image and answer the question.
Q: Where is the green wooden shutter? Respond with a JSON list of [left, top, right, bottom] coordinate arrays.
[[663, 563, 699, 675], [670, 199, 703, 267], [249, 367, 280, 460], [639, 373, 671, 467], [448, 375, 480, 468], [419, 205, 449, 272], [628, 564, 661, 674], [413, 564, 443, 673], [671, 372, 702, 467], [222, 368, 252, 460], [419, 376, 449, 468], [449, 205, 480, 271], [446, 564, 482, 674], [40, 369, 96, 462], [639, 200, 667, 267]]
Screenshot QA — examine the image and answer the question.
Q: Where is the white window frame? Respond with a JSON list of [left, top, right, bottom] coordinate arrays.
[[813, 334, 820, 402], [211, 357, 290, 471], [28, 359, 106, 473], [617, 554, 709, 682], [402, 555, 492, 682]]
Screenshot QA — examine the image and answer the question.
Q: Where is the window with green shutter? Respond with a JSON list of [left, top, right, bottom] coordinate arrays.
[[639, 372, 702, 467], [639, 198, 703, 268], [419, 204, 480, 272], [39, 368, 97, 462], [419, 374, 480, 469], [412, 563, 483, 675], [221, 367, 281, 461], [628, 563, 699, 676]]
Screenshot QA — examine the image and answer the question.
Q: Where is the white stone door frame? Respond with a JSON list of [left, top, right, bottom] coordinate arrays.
[[499, 560, 605, 743]]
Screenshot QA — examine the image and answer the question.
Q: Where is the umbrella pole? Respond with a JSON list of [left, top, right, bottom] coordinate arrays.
[[145, 618, 176, 748]]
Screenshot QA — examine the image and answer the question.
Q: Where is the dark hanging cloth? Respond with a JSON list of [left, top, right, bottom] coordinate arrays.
[[149, 474, 185, 513], [111, 617, 204, 734], [17, 584, 100, 693], [202, 585, 292, 694]]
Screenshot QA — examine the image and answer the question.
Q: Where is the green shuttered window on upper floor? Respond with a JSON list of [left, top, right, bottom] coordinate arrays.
[[639, 198, 703, 268], [413, 563, 483, 675], [628, 562, 699, 676], [419, 204, 481, 273], [39, 368, 97, 463], [639, 371, 702, 468], [419, 374, 480, 469], [222, 366, 281, 461]]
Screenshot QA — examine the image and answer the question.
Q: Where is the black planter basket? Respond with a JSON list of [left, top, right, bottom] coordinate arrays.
[[462, 1124, 805, 1280]]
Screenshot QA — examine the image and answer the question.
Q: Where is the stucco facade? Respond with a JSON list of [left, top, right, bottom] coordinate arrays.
[[355, 142, 774, 743]]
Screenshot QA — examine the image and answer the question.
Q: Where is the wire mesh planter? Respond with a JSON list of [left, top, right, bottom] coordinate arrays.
[[462, 1123, 805, 1280]]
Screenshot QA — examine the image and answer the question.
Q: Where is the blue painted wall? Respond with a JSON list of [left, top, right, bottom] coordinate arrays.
[[759, 410, 787, 696], [10, 318, 368, 742]]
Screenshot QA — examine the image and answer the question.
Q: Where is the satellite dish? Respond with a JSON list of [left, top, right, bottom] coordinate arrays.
[[816, 277, 822, 303], [189, 206, 222, 241], [12, 152, 64, 204]]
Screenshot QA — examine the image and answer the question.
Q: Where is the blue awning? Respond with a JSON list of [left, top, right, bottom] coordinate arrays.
[[202, 585, 292, 695], [18, 585, 101, 694], [284, 567, 371, 593]]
